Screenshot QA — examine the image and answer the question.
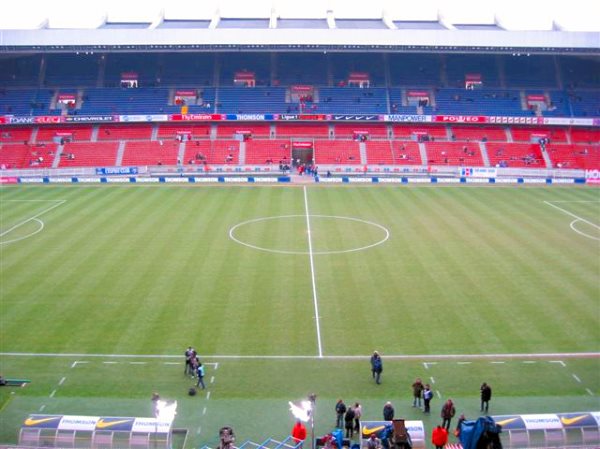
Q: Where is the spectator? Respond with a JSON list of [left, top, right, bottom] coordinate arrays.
[[431, 425, 448, 449], [480, 383, 492, 413], [412, 378, 424, 408], [441, 399, 456, 431], [383, 401, 394, 421], [335, 399, 346, 429], [292, 420, 307, 446]]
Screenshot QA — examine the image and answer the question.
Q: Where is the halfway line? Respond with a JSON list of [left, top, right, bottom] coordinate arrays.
[[304, 186, 323, 358]]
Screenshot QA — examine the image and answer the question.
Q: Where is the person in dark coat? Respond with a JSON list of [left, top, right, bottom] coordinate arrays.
[[335, 399, 347, 429], [344, 405, 356, 438], [441, 399, 456, 430], [383, 401, 395, 421], [480, 382, 492, 413], [371, 351, 383, 384]]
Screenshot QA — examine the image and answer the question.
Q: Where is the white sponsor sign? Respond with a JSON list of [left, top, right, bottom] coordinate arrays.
[[77, 177, 102, 183], [405, 421, 425, 442], [58, 416, 99, 431], [223, 177, 248, 182], [193, 177, 220, 183], [349, 178, 373, 183], [550, 178, 576, 184], [107, 177, 130, 183], [136, 178, 160, 183], [317, 178, 343, 183], [378, 178, 404, 183], [164, 178, 188, 183], [48, 177, 71, 183], [494, 178, 520, 183], [436, 178, 461, 183], [131, 418, 172, 433], [522, 414, 562, 430], [407, 178, 431, 183], [465, 178, 489, 183], [19, 178, 45, 183], [522, 178, 547, 184], [252, 177, 279, 183]]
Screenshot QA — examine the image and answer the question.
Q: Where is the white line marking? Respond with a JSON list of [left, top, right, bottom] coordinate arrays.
[[491, 361, 505, 364], [570, 219, 600, 241], [214, 363, 219, 370], [457, 362, 472, 365], [49, 390, 56, 398], [0, 200, 66, 239], [203, 407, 207, 415], [423, 362, 437, 370], [103, 361, 118, 364], [304, 186, 323, 358], [523, 361, 536, 364], [58, 377, 66, 386], [436, 390, 441, 398], [430, 377, 435, 384], [129, 362, 147, 365], [164, 362, 180, 365], [550, 361, 566, 367], [210, 376, 215, 384], [1, 352, 599, 360], [206, 391, 211, 400], [586, 388, 594, 396], [71, 361, 79, 368], [39, 405, 46, 412], [572, 374, 582, 383], [0, 218, 44, 245], [197, 427, 202, 435], [544, 201, 600, 241]]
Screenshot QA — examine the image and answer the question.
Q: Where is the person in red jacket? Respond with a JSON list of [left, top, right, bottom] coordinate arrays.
[[431, 425, 448, 449], [292, 420, 307, 446]]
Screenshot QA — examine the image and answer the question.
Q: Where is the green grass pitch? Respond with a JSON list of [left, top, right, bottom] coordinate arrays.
[[0, 185, 599, 448]]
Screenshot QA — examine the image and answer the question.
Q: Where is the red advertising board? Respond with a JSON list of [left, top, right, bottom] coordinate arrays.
[[170, 114, 222, 121], [434, 115, 486, 123], [0, 177, 19, 184]]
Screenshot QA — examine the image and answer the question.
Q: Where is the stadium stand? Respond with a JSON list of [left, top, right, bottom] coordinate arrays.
[[244, 139, 292, 165], [121, 141, 179, 166], [98, 125, 154, 141], [449, 126, 508, 142], [58, 142, 120, 168], [36, 126, 94, 142], [275, 124, 330, 138], [424, 141, 484, 166], [314, 140, 361, 165], [486, 142, 546, 168], [0, 143, 56, 169]]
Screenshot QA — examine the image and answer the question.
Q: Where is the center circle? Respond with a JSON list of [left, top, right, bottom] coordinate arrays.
[[229, 215, 390, 255]]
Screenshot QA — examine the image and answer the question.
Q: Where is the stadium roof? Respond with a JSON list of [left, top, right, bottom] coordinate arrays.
[[0, 0, 598, 54]]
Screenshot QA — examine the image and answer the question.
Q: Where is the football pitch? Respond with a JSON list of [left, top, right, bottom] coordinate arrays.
[[0, 184, 599, 448]]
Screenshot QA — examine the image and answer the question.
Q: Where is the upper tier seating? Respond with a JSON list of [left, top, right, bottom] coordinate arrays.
[[424, 141, 484, 166], [388, 54, 441, 86], [486, 142, 546, 168], [0, 89, 54, 116], [444, 54, 501, 88], [314, 140, 360, 164], [435, 88, 528, 116], [98, 125, 153, 140], [0, 55, 41, 87], [316, 87, 387, 114], [79, 88, 170, 115], [121, 141, 179, 166], [58, 142, 119, 168], [217, 87, 286, 114], [504, 56, 558, 88], [44, 54, 98, 87]]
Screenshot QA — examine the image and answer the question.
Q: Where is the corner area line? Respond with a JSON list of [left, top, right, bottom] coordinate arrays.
[[304, 186, 323, 358], [0, 200, 66, 238]]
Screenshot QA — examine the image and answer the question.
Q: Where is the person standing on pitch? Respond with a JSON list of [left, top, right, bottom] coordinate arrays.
[[383, 401, 395, 421], [412, 378, 424, 408], [423, 384, 433, 414], [480, 382, 492, 413], [197, 362, 206, 389], [441, 399, 456, 431], [335, 399, 347, 429], [371, 351, 383, 384]]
